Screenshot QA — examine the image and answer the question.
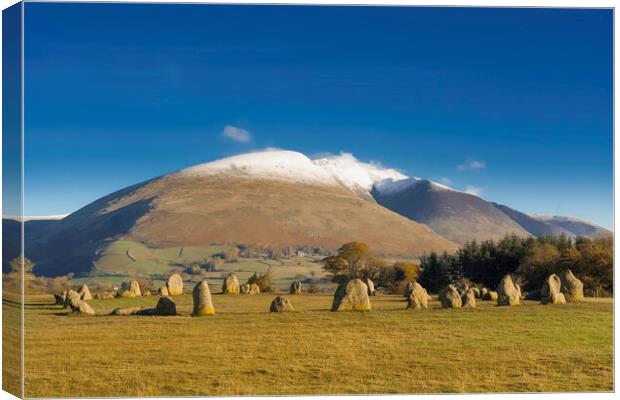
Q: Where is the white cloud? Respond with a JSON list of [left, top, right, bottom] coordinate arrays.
[[465, 185, 483, 196], [440, 177, 452, 185], [222, 125, 251, 143], [457, 158, 486, 171]]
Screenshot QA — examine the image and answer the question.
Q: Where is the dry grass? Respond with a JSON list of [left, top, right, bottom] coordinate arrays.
[[7, 293, 613, 397]]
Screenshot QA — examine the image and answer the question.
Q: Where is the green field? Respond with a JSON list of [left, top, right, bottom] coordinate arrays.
[[75, 240, 329, 290], [5, 292, 613, 397]]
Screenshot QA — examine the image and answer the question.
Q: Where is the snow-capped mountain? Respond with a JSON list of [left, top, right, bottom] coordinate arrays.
[[179, 149, 452, 198], [16, 149, 610, 277]]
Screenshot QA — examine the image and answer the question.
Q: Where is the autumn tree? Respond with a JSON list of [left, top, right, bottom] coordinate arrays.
[[516, 242, 561, 290], [323, 242, 384, 283]]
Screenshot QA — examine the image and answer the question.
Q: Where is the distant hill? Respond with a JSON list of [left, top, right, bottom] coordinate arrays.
[[529, 214, 612, 238], [25, 151, 457, 277], [17, 149, 610, 277], [373, 180, 530, 244], [491, 203, 612, 239], [490, 203, 572, 237], [2, 218, 62, 273]]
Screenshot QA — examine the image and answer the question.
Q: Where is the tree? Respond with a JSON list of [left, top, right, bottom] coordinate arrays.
[[419, 252, 458, 293], [9, 256, 34, 274], [516, 243, 560, 290], [576, 238, 613, 296], [322, 242, 383, 283], [248, 272, 272, 292]]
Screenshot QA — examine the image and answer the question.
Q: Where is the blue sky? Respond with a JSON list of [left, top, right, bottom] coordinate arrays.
[[23, 4, 612, 228]]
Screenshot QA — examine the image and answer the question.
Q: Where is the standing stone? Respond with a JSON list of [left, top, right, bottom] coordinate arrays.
[[289, 281, 302, 295], [136, 297, 177, 316], [366, 278, 376, 296], [462, 288, 477, 308], [496, 275, 520, 306], [155, 297, 177, 315], [541, 274, 566, 305], [158, 286, 169, 296], [270, 296, 294, 312], [78, 284, 92, 301], [559, 270, 584, 302], [166, 274, 184, 296], [453, 280, 469, 297], [331, 279, 371, 312], [54, 293, 66, 305], [75, 300, 96, 315], [64, 290, 81, 310], [129, 280, 142, 297], [471, 288, 481, 298], [222, 273, 240, 294], [481, 287, 489, 299], [403, 281, 415, 298], [406, 282, 429, 310], [248, 283, 261, 295], [483, 290, 498, 301], [192, 280, 215, 316], [439, 285, 462, 309], [240, 283, 250, 294]]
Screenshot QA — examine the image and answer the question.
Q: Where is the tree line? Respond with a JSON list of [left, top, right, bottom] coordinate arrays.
[[322, 235, 612, 297], [419, 234, 613, 296]]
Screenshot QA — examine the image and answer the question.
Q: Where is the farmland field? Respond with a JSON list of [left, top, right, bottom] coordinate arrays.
[[6, 292, 613, 397], [71, 240, 330, 291]]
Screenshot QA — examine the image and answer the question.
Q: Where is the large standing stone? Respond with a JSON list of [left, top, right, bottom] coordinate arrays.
[[158, 286, 169, 296], [439, 285, 462, 309], [78, 284, 92, 301], [406, 282, 429, 310], [270, 296, 294, 312], [166, 274, 184, 296], [480, 287, 489, 299], [64, 290, 81, 310], [192, 281, 215, 316], [222, 273, 240, 294], [129, 280, 142, 297], [541, 274, 566, 305], [461, 288, 477, 308], [496, 275, 520, 306], [75, 300, 95, 315], [331, 279, 371, 312], [559, 270, 584, 302], [240, 283, 250, 294], [289, 281, 302, 295], [471, 288, 481, 298], [54, 292, 66, 305], [366, 278, 376, 296], [248, 283, 260, 295], [155, 297, 177, 315], [453, 280, 469, 297], [135, 297, 177, 316]]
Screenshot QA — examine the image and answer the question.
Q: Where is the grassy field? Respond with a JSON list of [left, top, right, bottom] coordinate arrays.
[[5, 291, 612, 397], [73, 240, 329, 290]]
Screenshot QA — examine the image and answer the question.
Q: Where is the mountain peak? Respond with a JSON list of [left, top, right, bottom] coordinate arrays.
[[178, 149, 339, 186]]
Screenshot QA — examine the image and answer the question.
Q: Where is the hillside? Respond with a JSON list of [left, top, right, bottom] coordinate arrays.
[[27, 169, 457, 277], [374, 180, 530, 244], [530, 214, 612, 238]]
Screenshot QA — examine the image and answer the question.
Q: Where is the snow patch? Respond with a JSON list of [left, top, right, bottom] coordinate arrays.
[[311, 152, 408, 193], [179, 150, 339, 186], [178, 149, 457, 196]]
